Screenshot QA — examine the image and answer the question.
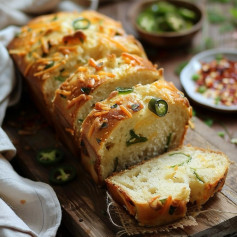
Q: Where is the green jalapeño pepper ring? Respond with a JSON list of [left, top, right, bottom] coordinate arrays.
[[50, 165, 77, 185], [148, 97, 168, 117], [36, 148, 64, 165]]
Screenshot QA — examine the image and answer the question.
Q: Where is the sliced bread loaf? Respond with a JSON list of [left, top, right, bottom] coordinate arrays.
[[80, 80, 192, 183], [106, 145, 229, 226], [8, 11, 145, 112], [53, 53, 162, 141]]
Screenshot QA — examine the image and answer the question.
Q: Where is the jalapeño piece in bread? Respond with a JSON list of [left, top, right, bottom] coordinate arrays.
[[80, 79, 192, 183], [8, 11, 145, 113], [53, 53, 162, 141]]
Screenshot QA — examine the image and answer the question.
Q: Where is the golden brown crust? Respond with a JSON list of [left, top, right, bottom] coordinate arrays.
[[105, 145, 229, 226], [8, 11, 146, 113], [53, 53, 157, 132], [106, 179, 187, 226], [82, 79, 190, 150]]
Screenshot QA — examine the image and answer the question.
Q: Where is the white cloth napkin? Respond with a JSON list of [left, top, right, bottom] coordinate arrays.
[[0, 0, 98, 236], [0, 154, 61, 237]]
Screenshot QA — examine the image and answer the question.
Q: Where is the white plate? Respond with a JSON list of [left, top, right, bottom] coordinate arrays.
[[180, 48, 237, 112]]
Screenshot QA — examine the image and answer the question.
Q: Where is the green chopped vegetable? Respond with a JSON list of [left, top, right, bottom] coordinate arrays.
[[54, 75, 66, 82], [148, 97, 168, 117], [169, 152, 192, 167], [215, 54, 223, 61], [50, 165, 77, 185], [110, 103, 118, 109], [164, 133, 172, 152], [101, 122, 108, 129], [116, 87, 133, 94], [230, 8, 237, 23], [207, 10, 226, 23], [215, 96, 221, 105], [169, 205, 177, 215], [192, 74, 200, 81], [136, 1, 197, 33], [230, 7, 237, 26], [159, 198, 167, 205], [204, 118, 214, 127], [72, 17, 91, 30], [96, 138, 102, 144], [81, 87, 91, 95], [131, 103, 140, 112], [51, 15, 58, 21], [150, 2, 176, 15], [137, 12, 156, 32], [44, 61, 54, 70], [36, 148, 64, 165], [60, 94, 67, 99], [179, 8, 196, 20], [166, 13, 186, 32], [15, 32, 21, 38], [219, 122, 232, 140], [126, 130, 148, 146], [197, 85, 207, 94], [192, 169, 204, 183], [169, 152, 191, 158], [218, 131, 225, 138]]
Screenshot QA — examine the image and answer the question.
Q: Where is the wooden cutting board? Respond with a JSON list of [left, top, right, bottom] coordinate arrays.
[[2, 93, 237, 237]]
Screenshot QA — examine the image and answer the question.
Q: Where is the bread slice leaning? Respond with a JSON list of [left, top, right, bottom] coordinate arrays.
[[106, 145, 229, 226], [80, 79, 192, 184], [53, 53, 161, 142], [8, 11, 145, 114]]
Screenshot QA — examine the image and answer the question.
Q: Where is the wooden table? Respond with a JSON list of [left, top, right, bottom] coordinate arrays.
[[5, 0, 237, 236]]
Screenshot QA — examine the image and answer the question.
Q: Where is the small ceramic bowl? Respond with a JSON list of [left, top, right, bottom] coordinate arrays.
[[130, 0, 203, 47]]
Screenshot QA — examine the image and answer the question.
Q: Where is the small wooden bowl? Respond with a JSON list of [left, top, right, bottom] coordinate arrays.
[[130, 0, 203, 47]]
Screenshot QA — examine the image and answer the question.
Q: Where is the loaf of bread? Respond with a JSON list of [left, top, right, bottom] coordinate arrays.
[[8, 10, 151, 155], [8, 10, 192, 183], [53, 53, 162, 142], [80, 79, 192, 183], [106, 145, 229, 226], [8, 11, 145, 114]]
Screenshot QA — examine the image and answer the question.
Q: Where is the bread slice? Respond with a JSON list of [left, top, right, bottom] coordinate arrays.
[[53, 53, 162, 142], [80, 80, 192, 183], [8, 11, 145, 112], [106, 145, 229, 226]]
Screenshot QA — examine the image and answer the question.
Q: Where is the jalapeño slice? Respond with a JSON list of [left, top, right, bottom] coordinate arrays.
[[50, 165, 77, 185], [148, 97, 168, 117], [36, 148, 64, 165], [73, 17, 91, 30]]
